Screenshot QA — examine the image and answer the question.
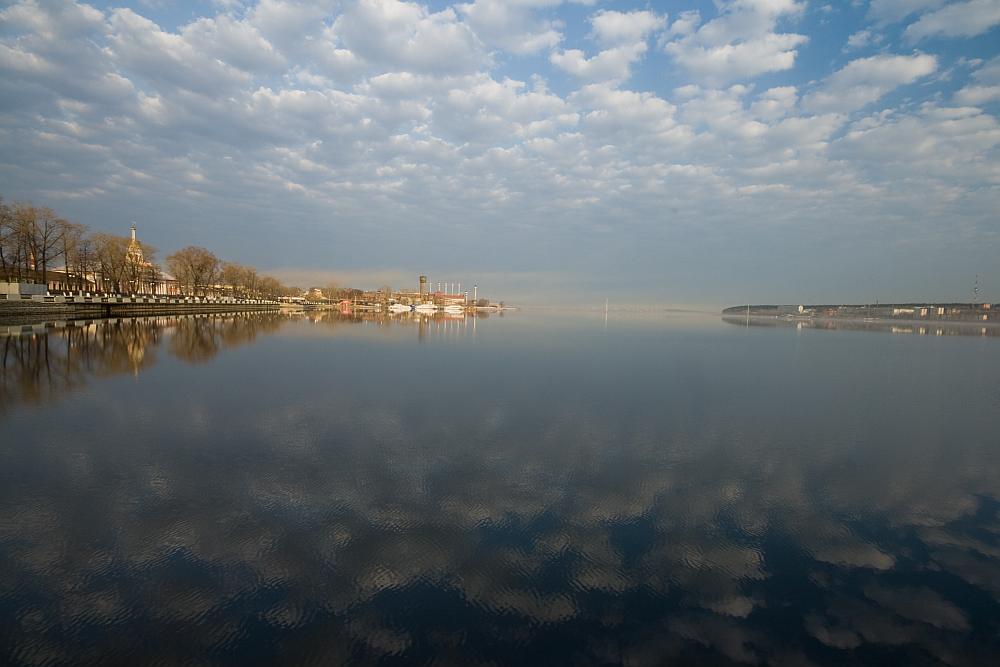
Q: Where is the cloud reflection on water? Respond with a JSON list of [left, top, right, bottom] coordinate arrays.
[[1, 313, 999, 665]]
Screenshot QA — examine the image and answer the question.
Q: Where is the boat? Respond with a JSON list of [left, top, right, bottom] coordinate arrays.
[[443, 305, 465, 314], [388, 303, 412, 313], [414, 303, 438, 313]]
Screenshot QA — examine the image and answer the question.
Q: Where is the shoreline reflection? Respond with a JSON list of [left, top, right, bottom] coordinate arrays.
[[297, 309, 501, 342], [1, 313, 286, 412]]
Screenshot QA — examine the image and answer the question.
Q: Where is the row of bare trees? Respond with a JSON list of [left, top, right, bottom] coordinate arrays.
[[1, 198, 163, 293], [313, 284, 363, 301], [2, 197, 294, 298], [167, 247, 293, 299], [93, 233, 159, 294], [1, 199, 86, 288]]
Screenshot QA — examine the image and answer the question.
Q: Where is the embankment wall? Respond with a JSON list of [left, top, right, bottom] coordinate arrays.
[[0, 293, 279, 322]]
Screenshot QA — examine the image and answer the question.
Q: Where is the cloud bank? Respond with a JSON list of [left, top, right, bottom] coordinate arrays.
[[0, 0, 998, 304]]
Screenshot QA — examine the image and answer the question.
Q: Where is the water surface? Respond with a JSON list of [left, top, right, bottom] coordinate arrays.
[[2, 311, 999, 665]]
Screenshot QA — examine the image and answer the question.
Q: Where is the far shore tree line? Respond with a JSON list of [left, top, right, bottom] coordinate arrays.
[[1, 197, 297, 299]]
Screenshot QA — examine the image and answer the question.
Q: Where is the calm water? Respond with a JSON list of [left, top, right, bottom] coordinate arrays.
[[2, 311, 999, 665]]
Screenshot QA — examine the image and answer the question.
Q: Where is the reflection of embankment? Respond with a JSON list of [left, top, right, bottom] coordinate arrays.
[[0, 312, 287, 411], [168, 312, 284, 363], [722, 315, 1000, 337]]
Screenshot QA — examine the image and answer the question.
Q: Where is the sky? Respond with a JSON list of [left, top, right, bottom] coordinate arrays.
[[1, 0, 998, 306]]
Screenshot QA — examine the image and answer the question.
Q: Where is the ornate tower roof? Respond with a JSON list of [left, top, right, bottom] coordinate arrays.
[[127, 223, 144, 265]]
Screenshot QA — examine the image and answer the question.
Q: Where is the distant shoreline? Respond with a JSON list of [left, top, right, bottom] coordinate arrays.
[[723, 303, 997, 324]]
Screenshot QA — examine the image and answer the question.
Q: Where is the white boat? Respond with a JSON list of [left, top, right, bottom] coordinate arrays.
[[388, 303, 412, 313], [443, 305, 465, 314], [414, 303, 438, 313]]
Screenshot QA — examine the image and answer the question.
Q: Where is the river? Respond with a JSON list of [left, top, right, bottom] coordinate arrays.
[[1, 310, 998, 665]]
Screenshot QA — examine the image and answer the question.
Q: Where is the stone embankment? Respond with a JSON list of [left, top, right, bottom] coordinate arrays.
[[0, 292, 279, 322]]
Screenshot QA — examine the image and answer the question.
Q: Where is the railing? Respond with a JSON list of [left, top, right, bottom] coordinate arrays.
[[2, 293, 281, 306]]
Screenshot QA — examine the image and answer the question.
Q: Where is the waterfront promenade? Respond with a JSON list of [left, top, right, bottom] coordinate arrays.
[[0, 292, 279, 323]]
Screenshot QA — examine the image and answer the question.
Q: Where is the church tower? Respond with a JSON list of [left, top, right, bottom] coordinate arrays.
[[127, 223, 144, 264]]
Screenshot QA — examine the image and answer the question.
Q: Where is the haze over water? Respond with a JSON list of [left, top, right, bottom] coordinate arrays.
[[2, 311, 999, 665]]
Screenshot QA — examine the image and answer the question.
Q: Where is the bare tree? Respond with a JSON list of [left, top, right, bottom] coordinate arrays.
[[166, 246, 220, 296], [222, 263, 260, 298], [0, 198, 15, 282], [258, 276, 285, 300], [241, 265, 259, 298], [8, 204, 32, 282], [59, 221, 87, 291], [219, 262, 244, 298], [74, 237, 95, 292], [17, 204, 66, 289], [92, 233, 130, 293]]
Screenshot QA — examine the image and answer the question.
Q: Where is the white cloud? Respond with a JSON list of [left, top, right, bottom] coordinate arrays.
[[973, 55, 1000, 84], [678, 85, 770, 139], [833, 105, 1000, 190], [572, 84, 681, 146], [181, 14, 285, 72], [954, 85, 1000, 105], [431, 74, 574, 144], [750, 86, 799, 120], [845, 29, 882, 51], [457, 0, 563, 55], [664, 10, 701, 39], [867, 0, 945, 24], [904, 0, 1000, 42], [331, 0, 486, 74], [667, 33, 808, 83], [803, 53, 938, 113], [551, 42, 648, 82], [550, 9, 665, 83], [248, 0, 335, 50], [954, 55, 1000, 105], [0, 0, 117, 103], [662, 0, 808, 84], [589, 10, 666, 46], [0, 0, 105, 36]]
